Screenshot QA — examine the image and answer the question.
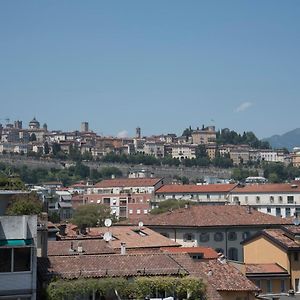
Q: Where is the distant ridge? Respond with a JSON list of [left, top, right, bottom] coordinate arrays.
[[263, 128, 300, 151]]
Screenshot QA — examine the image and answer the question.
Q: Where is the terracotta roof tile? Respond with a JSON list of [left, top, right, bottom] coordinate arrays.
[[261, 228, 300, 249], [161, 247, 218, 259], [245, 263, 288, 275], [171, 254, 259, 293], [94, 178, 163, 188], [48, 240, 115, 256], [142, 205, 290, 227], [59, 225, 180, 249], [233, 183, 300, 194], [156, 184, 237, 194], [38, 253, 188, 280]]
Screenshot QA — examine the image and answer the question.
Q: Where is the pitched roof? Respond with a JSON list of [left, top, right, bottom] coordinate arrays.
[[38, 253, 188, 280], [242, 228, 300, 250], [156, 184, 237, 194], [142, 205, 290, 228], [59, 225, 180, 249], [245, 263, 288, 275], [94, 178, 162, 188], [232, 183, 300, 194], [161, 247, 218, 259], [47, 240, 115, 256], [172, 254, 259, 294]]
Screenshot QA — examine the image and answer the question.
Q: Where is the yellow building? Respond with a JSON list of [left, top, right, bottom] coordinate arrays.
[[243, 225, 300, 295]]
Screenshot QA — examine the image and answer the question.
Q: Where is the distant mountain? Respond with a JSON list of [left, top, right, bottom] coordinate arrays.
[[263, 128, 300, 151]]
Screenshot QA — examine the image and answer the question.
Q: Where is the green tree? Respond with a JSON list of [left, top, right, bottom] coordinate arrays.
[[72, 204, 112, 229], [6, 192, 42, 215], [150, 199, 196, 215]]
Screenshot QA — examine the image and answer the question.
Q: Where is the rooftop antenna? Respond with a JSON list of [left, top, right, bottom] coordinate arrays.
[[293, 214, 300, 226], [138, 221, 144, 228], [103, 231, 112, 242], [104, 218, 112, 228]]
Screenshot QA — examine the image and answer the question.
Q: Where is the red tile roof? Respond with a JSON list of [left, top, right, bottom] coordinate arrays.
[[245, 263, 288, 275], [142, 205, 290, 228], [48, 240, 115, 256], [233, 183, 300, 193], [58, 224, 180, 249], [172, 254, 259, 294], [156, 184, 237, 194], [94, 178, 163, 188], [161, 247, 218, 259], [38, 253, 188, 280]]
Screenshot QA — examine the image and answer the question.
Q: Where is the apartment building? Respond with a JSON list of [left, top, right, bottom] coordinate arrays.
[[191, 126, 216, 145], [153, 183, 237, 206], [242, 224, 300, 295], [230, 183, 300, 218], [171, 144, 197, 160], [86, 178, 164, 219], [0, 215, 37, 300], [140, 205, 289, 262]]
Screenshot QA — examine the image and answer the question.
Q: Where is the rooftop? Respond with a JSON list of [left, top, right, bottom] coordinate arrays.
[[233, 183, 300, 193], [245, 263, 288, 276], [156, 184, 237, 194], [141, 205, 290, 228], [94, 178, 163, 188]]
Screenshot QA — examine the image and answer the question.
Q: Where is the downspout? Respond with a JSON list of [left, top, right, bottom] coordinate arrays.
[[174, 228, 177, 242], [288, 252, 292, 290], [225, 227, 228, 258]]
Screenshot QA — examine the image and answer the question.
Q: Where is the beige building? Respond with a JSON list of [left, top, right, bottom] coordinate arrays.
[[191, 126, 216, 145], [243, 224, 300, 296]]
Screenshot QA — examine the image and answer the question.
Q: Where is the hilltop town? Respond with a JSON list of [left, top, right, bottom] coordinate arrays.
[[2, 119, 300, 298]]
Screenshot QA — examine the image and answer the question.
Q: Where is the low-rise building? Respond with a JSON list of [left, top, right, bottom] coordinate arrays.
[[138, 205, 290, 262], [230, 183, 300, 218], [0, 215, 37, 300]]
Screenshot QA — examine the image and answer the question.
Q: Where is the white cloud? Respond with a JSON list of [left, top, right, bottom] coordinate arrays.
[[235, 102, 253, 113], [117, 130, 128, 138]]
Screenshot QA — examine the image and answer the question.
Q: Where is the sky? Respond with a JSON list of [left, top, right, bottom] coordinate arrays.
[[0, 1, 300, 139]]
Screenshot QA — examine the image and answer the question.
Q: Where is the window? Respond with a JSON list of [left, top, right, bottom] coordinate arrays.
[[276, 207, 281, 217], [270, 196, 274, 203], [256, 196, 260, 203], [129, 209, 133, 214], [214, 232, 224, 242], [286, 208, 291, 217], [0, 248, 31, 273], [0, 248, 11, 272], [288, 196, 294, 204], [245, 196, 248, 204], [278, 196, 283, 203], [200, 233, 210, 243], [233, 196, 239, 203], [255, 280, 261, 288], [207, 194, 210, 199], [295, 278, 300, 293], [228, 247, 238, 261], [267, 207, 271, 213], [294, 252, 299, 261], [228, 232, 237, 241], [137, 209, 141, 214], [183, 233, 195, 242], [281, 279, 285, 292], [14, 248, 31, 272], [143, 209, 148, 214], [266, 280, 272, 293], [243, 231, 251, 240]]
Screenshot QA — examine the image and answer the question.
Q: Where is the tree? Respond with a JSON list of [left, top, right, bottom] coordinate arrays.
[[72, 204, 112, 229], [150, 199, 196, 215], [6, 192, 42, 215]]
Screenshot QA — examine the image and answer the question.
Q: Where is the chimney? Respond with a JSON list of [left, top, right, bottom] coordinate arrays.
[[246, 205, 252, 214], [77, 241, 83, 253], [59, 224, 67, 236], [121, 242, 126, 255]]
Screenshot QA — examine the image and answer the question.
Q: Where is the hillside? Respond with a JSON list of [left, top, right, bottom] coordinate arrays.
[[264, 128, 300, 151]]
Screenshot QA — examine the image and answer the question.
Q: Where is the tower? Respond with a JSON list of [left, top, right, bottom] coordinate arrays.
[[136, 127, 141, 139], [81, 122, 89, 132]]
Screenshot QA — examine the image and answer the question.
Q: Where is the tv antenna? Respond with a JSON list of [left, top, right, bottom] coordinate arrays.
[[138, 221, 144, 228], [104, 218, 112, 228], [103, 231, 112, 242]]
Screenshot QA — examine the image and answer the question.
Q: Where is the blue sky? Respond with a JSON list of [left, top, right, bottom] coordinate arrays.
[[0, 1, 299, 138]]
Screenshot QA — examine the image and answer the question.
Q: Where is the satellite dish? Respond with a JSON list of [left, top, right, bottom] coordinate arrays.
[[103, 231, 112, 242], [104, 218, 112, 227], [138, 221, 144, 228], [293, 217, 300, 226]]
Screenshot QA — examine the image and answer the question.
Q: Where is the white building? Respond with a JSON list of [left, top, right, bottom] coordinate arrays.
[[0, 215, 37, 300], [230, 183, 300, 218], [171, 144, 197, 160]]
